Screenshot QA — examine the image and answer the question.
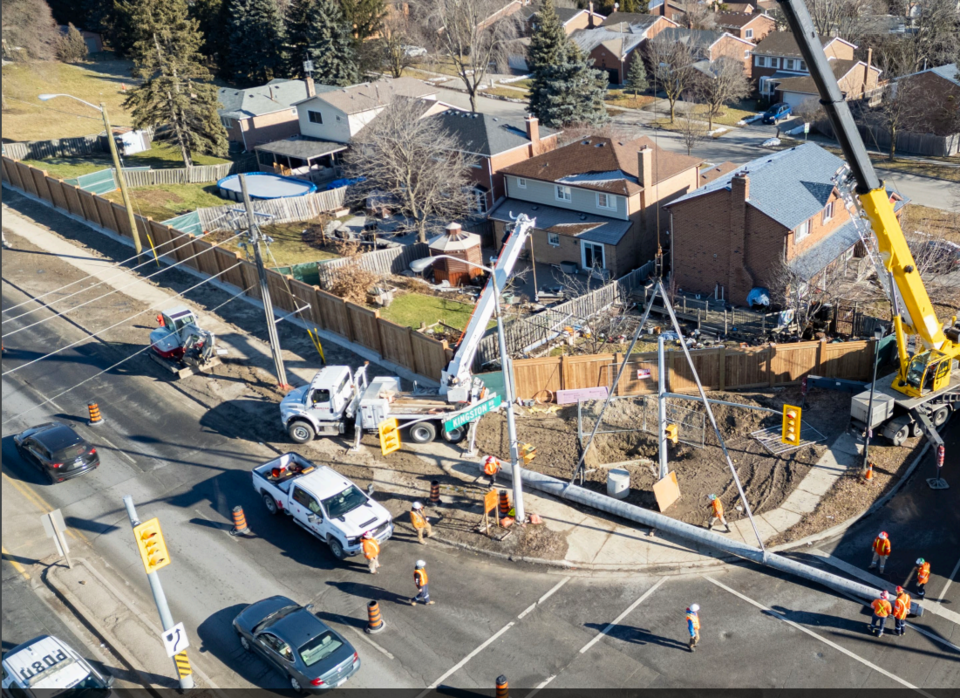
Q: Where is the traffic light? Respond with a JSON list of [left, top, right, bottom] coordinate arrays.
[[782, 405, 802, 446], [133, 518, 170, 574], [379, 418, 401, 456], [665, 424, 679, 446], [521, 443, 537, 464]]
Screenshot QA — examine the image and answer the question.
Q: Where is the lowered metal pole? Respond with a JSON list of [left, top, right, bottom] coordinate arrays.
[[657, 334, 668, 480], [492, 278, 524, 523]]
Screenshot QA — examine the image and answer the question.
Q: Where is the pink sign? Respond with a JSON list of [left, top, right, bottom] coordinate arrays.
[[556, 386, 610, 405]]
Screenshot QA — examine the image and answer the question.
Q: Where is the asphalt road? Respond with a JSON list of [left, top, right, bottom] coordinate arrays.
[[3, 267, 959, 691]]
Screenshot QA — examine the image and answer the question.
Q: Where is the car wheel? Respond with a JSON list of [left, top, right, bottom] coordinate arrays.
[[328, 536, 346, 560], [409, 421, 437, 444], [287, 420, 314, 444], [238, 633, 251, 652], [262, 491, 279, 515], [289, 675, 304, 694], [441, 425, 466, 444]]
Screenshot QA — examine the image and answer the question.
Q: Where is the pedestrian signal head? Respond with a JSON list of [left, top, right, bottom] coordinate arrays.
[[690, 604, 699, 612], [916, 558, 925, 565], [413, 501, 423, 510], [415, 559, 425, 568]]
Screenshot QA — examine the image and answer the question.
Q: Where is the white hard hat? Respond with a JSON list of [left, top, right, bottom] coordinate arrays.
[[415, 559, 426, 568], [690, 604, 700, 612], [879, 531, 888, 539], [413, 501, 423, 510], [916, 558, 925, 565], [708, 494, 717, 501]]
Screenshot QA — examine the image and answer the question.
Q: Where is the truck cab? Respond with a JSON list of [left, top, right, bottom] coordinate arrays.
[[281, 366, 366, 443], [900, 350, 955, 398], [150, 306, 199, 360], [2, 635, 113, 698]]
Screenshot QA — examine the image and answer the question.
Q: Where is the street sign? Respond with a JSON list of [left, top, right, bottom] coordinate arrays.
[[484, 490, 499, 514], [444, 395, 502, 432], [160, 622, 190, 658], [804, 122, 810, 133], [637, 368, 651, 380]]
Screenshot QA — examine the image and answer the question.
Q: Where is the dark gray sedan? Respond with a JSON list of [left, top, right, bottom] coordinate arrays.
[[233, 596, 360, 692], [13, 422, 99, 484]]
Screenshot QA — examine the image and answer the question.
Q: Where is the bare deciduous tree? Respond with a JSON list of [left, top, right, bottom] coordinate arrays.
[[678, 2, 717, 30], [647, 33, 698, 123], [344, 98, 475, 243], [805, 0, 872, 39], [693, 57, 751, 130], [423, 0, 521, 111], [378, 10, 424, 78], [677, 116, 710, 155]]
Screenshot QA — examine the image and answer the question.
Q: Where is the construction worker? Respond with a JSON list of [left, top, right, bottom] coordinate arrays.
[[869, 590, 892, 636], [869, 531, 891, 573], [361, 531, 380, 575], [411, 559, 434, 605], [410, 501, 434, 545], [685, 604, 701, 651], [893, 586, 911, 637], [915, 558, 931, 598], [707, 495, 730, 533], [482, 455, 501, 488]]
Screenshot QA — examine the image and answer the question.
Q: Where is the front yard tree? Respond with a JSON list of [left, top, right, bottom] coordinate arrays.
[[530, 37, 608, 127], [427, 0, 521, 112], [226, 0, 285, 86], [345, 98, 474, 243], [647, 32, 697, 123], [124, 0, 227, 166], [693, 56, 750, 130], [378, 9, 420, 78], [339, 0, 387, 45], [286, 0, 359, 85], [625, 57, 648, 104], [527, 0, 567, 75]]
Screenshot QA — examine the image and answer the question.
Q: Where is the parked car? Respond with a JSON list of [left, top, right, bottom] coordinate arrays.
[[13, 422, 99, 483], [762, 102, 792, 124], [2, 635, 114, 698], [233, 596, 360, 692], [401, 45, 427, 57]]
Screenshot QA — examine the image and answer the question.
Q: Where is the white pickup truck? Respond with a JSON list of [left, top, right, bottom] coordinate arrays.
[[253, 453, 393, 560]]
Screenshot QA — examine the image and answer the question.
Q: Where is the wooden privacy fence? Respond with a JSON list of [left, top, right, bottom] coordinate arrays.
[[121, 162, 234, 187], [197, 187, 348, 232], [316, 243, 430, 289], [510, 338, 877, 400], [0, 156, 451, 385], [2, 133, 105, 161]]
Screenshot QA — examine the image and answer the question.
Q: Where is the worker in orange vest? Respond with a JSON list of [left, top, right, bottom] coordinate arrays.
[[410, 501, 434, 545], [893, 586, 911, 637], [915, 558, 931, 598], [869, 531, 891, 573], [482, 455, 501, 488], [707, 494, 730, 533], [410, 559, 434, 605], [869, 590, 892, 636], [361, 531, 380, 575], [685, 604, 701, 651]]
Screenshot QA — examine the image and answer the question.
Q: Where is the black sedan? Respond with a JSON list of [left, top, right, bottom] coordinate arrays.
[[13, 422, 99, 483], [233, 596, 360, 693]]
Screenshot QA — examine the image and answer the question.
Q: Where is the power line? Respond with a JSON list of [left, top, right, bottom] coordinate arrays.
[[2, 232, 243, 339], [2, 260, 243, 377], [1, 282, 254, 427]]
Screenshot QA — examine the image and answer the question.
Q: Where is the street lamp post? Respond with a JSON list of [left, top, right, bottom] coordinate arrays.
[[411, 254, 525, 523], [862, 325, 885, 474], [38, 94, 142, 257]]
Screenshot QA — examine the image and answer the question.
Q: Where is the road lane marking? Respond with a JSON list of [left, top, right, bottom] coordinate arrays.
[[579, 577, 667, 654], [705, 576, 935, 698], [2, 546, 31, 580], [518, 576, 571, 619], [935, 555, 960, 606], [526, 674, 557, 698], [416, 622, 515, 698]]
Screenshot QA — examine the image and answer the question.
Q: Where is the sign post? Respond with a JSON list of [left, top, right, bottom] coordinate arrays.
[[41, 509, 71, 569]]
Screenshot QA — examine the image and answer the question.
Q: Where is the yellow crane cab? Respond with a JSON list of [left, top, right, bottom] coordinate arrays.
[[900, 350, 955, 399]]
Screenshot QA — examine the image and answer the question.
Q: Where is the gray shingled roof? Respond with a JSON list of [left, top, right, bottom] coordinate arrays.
[[254, 138, 348, 160], [570, 27, 647, 55], [788, 219, 860, 280], [599, 12, 661, 30], [753, 32, 853, 57], [218, 80, 331, 120], [488, 198, 632, 246], [429, 111, 556, 157], [668, 143, 845, 230]]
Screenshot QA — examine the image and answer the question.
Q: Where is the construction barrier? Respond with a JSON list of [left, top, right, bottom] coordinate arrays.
[[231, 506, 251, 535], [365, 600, 385, 634], [87, 402, 103, 425], [496, 675, 509, 698], [429, 480, 441, 505], [498, 490, 510, 519]]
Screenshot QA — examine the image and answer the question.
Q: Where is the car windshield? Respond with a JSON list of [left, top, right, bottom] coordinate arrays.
[[322, 486, 367, 519], [905, 351, 931, 388], [298, 631, 344, 667], [252, 605, 301, 634]]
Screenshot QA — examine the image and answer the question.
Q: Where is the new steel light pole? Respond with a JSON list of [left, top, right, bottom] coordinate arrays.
[[411, 254, 526, 522], [38, 93, 142, 256], [862, 325, 886, 473]]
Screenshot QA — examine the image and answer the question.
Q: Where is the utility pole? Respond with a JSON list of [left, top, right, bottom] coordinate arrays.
[[492, 276, 524, 523], [101, 102, 142, 257], [239, 174, 290, 390], [657, 333, 669, 480], [122, 496, 194, 690]]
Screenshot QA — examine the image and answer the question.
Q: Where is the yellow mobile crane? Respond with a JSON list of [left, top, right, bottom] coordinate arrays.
[[779, 0, 959, 447]]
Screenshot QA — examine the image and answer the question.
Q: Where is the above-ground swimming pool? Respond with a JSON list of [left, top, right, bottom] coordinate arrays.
[[216, 172, 318, 201]]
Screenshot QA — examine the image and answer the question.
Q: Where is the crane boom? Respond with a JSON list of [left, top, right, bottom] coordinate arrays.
[[778, 0, 960, 398]]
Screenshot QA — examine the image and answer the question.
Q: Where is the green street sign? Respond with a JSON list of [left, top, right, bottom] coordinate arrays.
[[444, 395, 502, 432]]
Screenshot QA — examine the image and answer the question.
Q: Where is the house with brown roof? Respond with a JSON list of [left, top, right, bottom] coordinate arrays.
[[752, 32, 857, 99], [519, 1, 606, 35], [715, 11, 776, 42], [654, 27, 757, 77], [488, 136, 702, 278], [571, 14, 678, 84], [698, 161, 738, 185], [774, 57, 882, 110], [218, 79, 322, 151]]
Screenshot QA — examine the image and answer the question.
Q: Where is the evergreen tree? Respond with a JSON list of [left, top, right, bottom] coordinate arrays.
[[527, 0, 567, 75], [625, 56, 648, 103], [339, 0, 386, 46], [57, 22, 90, 62], [618, 0, 646, 13], [123, 0, 227, 166], [529, 35, 608, 128], [189, 0, 231, 67], [226, 0, 286, 86], [286, 0, 359, 84]]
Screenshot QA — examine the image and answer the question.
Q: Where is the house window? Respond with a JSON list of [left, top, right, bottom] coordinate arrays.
[[220, 117, 233, 129], [744, 49, 751, 59], [547, 232, 560, 246], [822, 201, 834, 223], [308, 110, 323, 124], [755, 55, 767, 67], [472, 188, 488, 214], [555, 185, 572, 202], [582, 241, 605, 270], [745, 28, 754, 39], [517, 177, 527, 189], [795, 219, 811, 242], [596, 192, 616, 211]]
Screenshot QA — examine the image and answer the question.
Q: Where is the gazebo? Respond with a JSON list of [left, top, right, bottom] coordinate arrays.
[[427, 222, 483, 287]]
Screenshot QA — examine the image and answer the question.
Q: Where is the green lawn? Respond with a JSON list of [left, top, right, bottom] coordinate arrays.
[[511, 78, 533, 89], [380, 292, 477, 330], [22, 144, 231, 179], [605, 90, 655, 109], [103, 183, 226, 221], [481, 86, 529, 100], [707, 106, 757, 127]]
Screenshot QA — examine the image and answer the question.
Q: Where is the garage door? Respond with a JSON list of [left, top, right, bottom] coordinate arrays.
[[781, 91, 814, 109]]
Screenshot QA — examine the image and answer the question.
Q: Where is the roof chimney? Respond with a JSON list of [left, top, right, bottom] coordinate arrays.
[[729, 174, 754, 301], [588, 1, 596, 28], [637, 145, 653, 188], [305, 76, 316, 98], [525, 115, 541, 153]]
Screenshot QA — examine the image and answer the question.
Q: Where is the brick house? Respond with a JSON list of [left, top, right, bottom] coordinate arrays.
[[752, 32, 857, 99], [649, 0, 690, 21], [489, 136, 702, 279], [571, 14, 677, 84], [218, 79, 321, 151], [891, 63, 960, 145], [666, 143, 908, 306], [654, 28, 757, 77], [427, 111, 559, 215], [774, 57, 882, 110], [715, 11, 776, 42], [519, 1, 606, 35]]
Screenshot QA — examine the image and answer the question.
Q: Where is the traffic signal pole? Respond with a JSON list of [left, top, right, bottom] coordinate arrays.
[[122, 496, 195, 690], [657, 334, 668, 481]]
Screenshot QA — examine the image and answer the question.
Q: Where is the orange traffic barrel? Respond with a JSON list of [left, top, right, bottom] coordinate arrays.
[[231, 506, 251, 536], [366, 600, 385, 634], [498, 490, 510, 518], [496, 675, 508, 698], [430, 480, 441, 505], [87, 402, 104, 425]]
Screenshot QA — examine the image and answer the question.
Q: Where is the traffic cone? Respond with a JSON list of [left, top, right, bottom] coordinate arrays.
[[862, 462, 874, 482]]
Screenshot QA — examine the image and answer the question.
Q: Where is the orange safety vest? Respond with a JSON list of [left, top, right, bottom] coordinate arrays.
[[484, 458, 500, 476], [362, 538, 380, 559], [873, 537, 891, 556], [712, 499, 724, 517], [414, 568, 428, 587], [893, 594, 910, 620], [917, 562, 931, 584], [686, 611, 700, 631], [410, 510, 427, 529], [871, 599, 891, 617]]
